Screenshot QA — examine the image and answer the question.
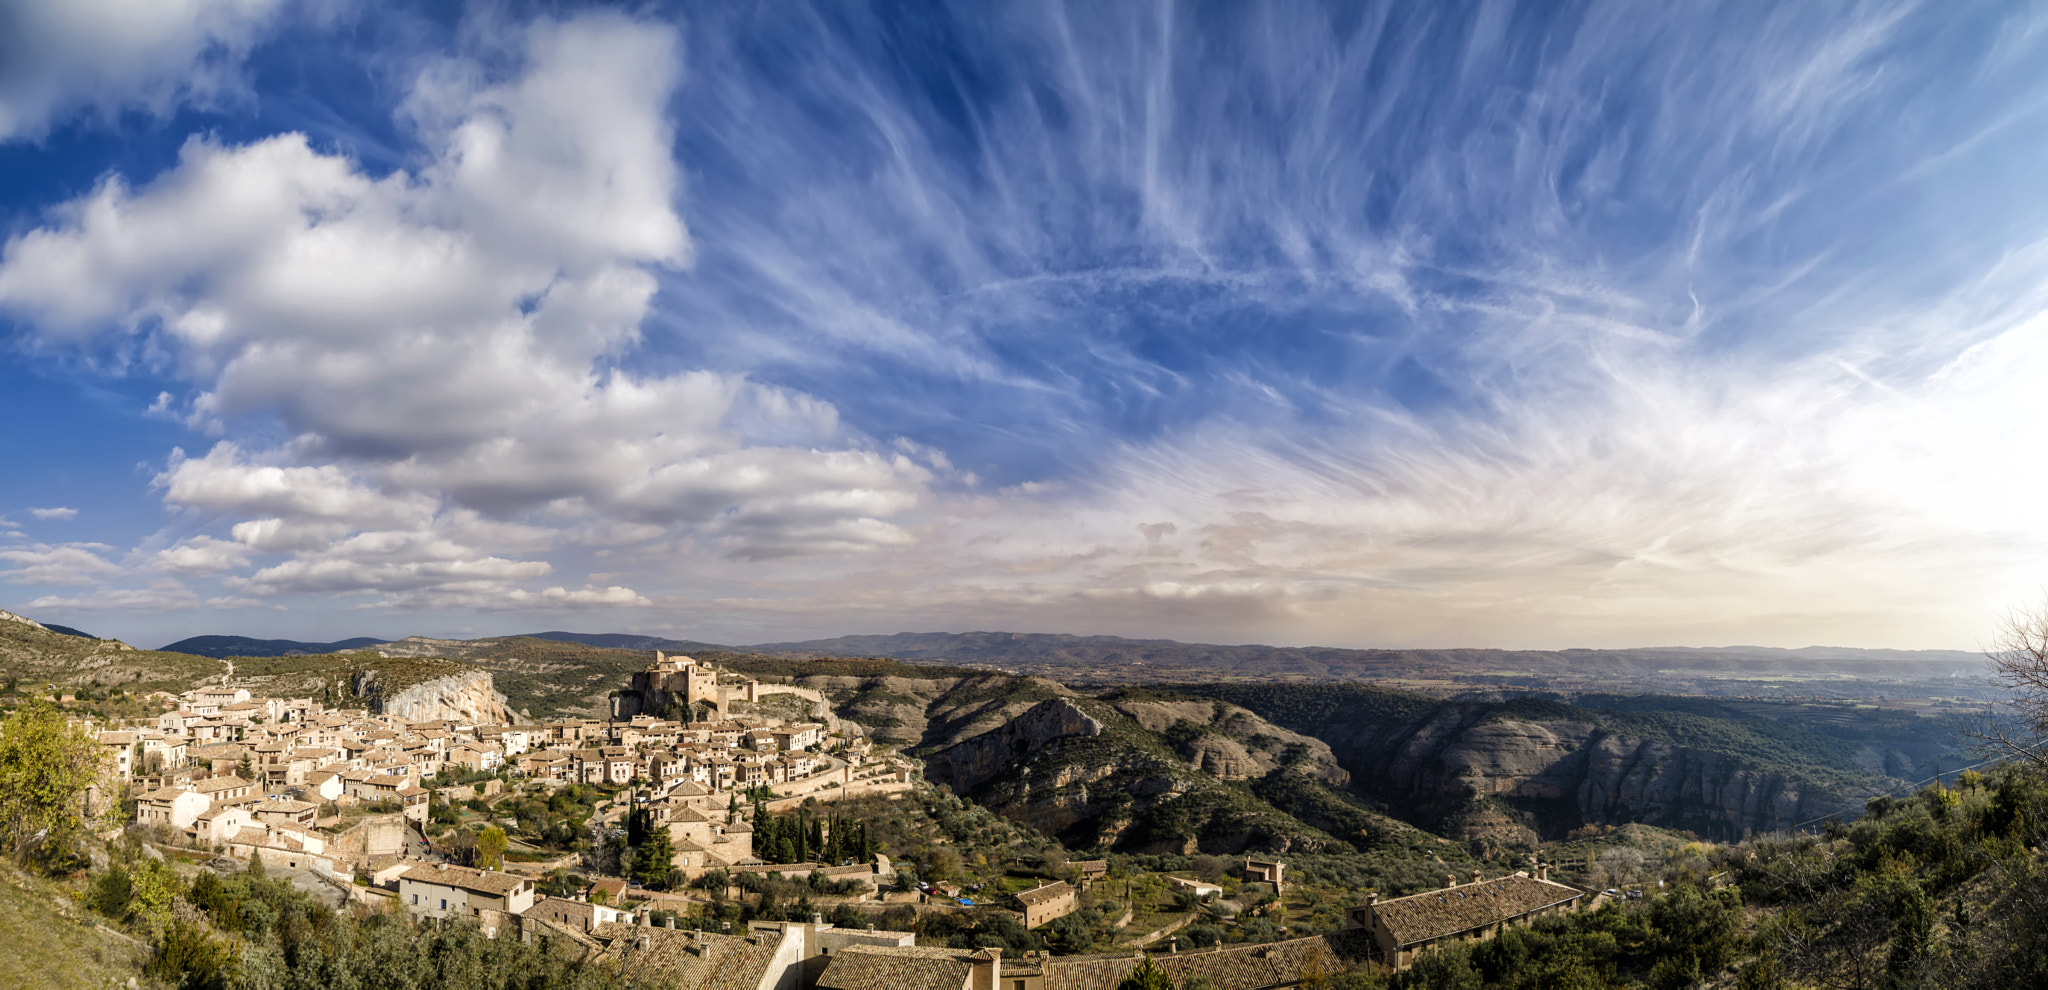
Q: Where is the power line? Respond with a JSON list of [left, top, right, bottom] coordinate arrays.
[[1779, 741, 2045, 834]]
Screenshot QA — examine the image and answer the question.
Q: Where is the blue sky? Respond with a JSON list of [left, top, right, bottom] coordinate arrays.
[[3, 0, 2047, 651]]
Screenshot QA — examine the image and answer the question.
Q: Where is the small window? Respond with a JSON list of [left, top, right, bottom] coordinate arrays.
[[441, 899, 448, 910]]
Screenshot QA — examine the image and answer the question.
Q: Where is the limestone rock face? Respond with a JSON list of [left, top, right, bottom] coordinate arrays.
[[924, 698, 1105, 793], [1327, 705, 1862, 840], [919, 693, 1357, 854], [1110, 698, 1349, 786], [357, 670, 512, 723]]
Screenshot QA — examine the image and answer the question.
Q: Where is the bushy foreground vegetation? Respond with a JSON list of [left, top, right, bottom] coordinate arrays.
[[1320, 770, 2048, 990]]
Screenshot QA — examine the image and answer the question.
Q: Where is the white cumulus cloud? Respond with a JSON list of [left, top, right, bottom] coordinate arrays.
[[0, 0, 283, 142], [0, 11, 933, 611]]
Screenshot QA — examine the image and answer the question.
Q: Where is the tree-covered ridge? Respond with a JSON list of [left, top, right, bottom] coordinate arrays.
[[1168, 682, 1967, 840], [1335, 769, 2048, 989]]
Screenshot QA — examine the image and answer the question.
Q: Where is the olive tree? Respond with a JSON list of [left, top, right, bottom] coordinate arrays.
[[0, 699, 104, 859]]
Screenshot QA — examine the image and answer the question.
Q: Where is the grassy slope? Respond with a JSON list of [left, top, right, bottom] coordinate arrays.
[[0, 865, 148, 989], [0, 618, 223, 697]]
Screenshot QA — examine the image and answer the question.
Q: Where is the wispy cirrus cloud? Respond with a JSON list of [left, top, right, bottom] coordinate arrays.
[[8, 1, 2048, 648]]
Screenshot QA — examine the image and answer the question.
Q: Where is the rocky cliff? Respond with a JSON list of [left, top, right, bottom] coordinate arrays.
[[1357, 707, 1864, 842], [790, 672, 1074, 750], [1182, 686, 1880, 842], [922, 692, 1360, 855], [923, 697, 1106, 793], [354, 668, 512, 723]]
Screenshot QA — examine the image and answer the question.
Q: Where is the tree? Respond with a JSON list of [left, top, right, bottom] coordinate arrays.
[[1984, 598, 2048, 769], [1592, 847, 1645, 890], [0, 700, 104, 858], [477, 826, 509, 870], [634, 823, 675, 889], [1047, 913, 1097, 955], [1117, 957, 1174, 990]]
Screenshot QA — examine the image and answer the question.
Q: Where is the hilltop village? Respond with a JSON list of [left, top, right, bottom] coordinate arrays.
[[59, 648, 1606, 987], [106, 653, 905, 876]]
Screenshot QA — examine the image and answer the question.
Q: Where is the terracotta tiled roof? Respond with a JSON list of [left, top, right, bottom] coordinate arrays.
[[816, 945, 981, 990], [1368, 875, 1585, 947], [1016, 881, 1074, 906], [592, 924, 787, 990], [1041, 931, 1377, 990], [399, 863, 530, 897]]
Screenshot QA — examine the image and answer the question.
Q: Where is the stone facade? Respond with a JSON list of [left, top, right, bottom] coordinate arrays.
[[612, 653, 762, 720]]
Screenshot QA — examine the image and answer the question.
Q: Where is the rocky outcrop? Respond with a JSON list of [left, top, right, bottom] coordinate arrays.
[[920, 694, 1361, 855], [0, 609, 47, 630], [355, 669, 511, 723], [1322, 705, 1863, 840], [1111, 698, 1349, 786], [925, 698, 1105, 793], [791, 672, 1075, 749]]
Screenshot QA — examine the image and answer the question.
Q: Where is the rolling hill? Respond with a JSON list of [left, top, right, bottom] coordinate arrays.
[[155, 634, 389, 658]]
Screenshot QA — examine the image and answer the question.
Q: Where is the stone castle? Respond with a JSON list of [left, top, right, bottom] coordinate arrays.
[[610, 652, 759, 720]]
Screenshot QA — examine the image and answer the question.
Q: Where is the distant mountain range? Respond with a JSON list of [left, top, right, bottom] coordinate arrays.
[[138, 626, 1990, 700], [156, 634, 390, 658], [521, 631, 730, 653]]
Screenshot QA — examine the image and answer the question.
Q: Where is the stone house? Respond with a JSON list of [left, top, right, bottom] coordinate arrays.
[[1345, 868, 1587, 972], [304, 771, 344, 803], [1015, 881, 1079, 929], [817, 944, 1003, 990], [193, 774, 256, 803], [524, 895, 636, 933], [399, 863, 536, 925], [190, 804, 253, 846], [136, 787, 211, 829], [578, 921, 807, 990], [1003, 930, 1377, 990], [1241, 858, 1286, 887], [252, 799, 319, 827]]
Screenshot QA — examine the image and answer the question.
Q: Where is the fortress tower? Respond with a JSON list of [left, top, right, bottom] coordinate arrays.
[[612, 651, 731, 719]]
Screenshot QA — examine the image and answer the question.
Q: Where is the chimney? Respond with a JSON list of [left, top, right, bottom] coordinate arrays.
[[639, 935, 652, 952], [1471, 871, 1483, 886], [1168, 938, 1178, 954], [667, 917, 677, 929], [1537, 864, 1550, 881], [1366, 892, 1378, 906], [640, 912, 651, 927], [970, 947, 1001, 990], [1444, 874, 1456, 889]]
